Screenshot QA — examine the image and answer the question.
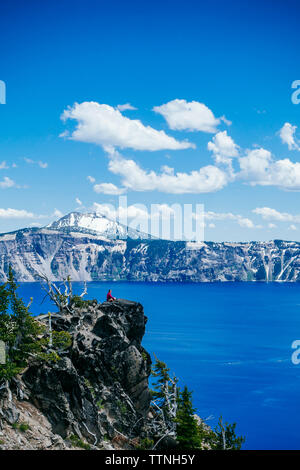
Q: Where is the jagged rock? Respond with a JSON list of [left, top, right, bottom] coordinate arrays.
[[1, 299, 153, 449]]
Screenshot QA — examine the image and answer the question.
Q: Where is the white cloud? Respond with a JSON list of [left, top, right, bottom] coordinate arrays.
[[53, 209, 63, 218], [0, 161, 9, 170], [107, 154, 229, 194], [24, 158, 48, 168], [93, 182, 126, 195], [238, 147, 300, 190], [0, 177, 15, 189], [75, 197, 82, 205], [92, 202, 149, 221], [204, 211, 236, 222], [205, 210, 259, 229], [116, 103, 137, 111], [28, 222, 43, 227], [268, 223, 277, 229], [237, 217, 255, 228], [61, 101, 194, 151], [87, 175, 96, 183], [253, 207, 300, 223], [279, 122, 300, 151], [38, 161, 48, 169], [207, 131, 239, 167], [153, 99, 224, 133], [239, 148, 272, 183], [289, 224, 297, 231], [0, 208, 35, 218]]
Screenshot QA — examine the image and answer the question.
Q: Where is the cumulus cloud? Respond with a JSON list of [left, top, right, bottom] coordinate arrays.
[[279, 122, 300, 151], [61, 101, 194, 151], [0, 208, 35, 218], [204, 210, 259, 229], [107, 153, 229, 194], [237, 217, 255, 228], [253, 207, 300, 223], [75, 198, 82, 206], [238, 147, 300, 190], [153, 99, 225, 133], [87, 175, 96, 183], [93, 202, 149, 221], [0, 177, 15, 189], [93, 182, 126, 195], [207, 131, 239, 167], [116, 103, 137, 111], [289, 224, 297, 231]]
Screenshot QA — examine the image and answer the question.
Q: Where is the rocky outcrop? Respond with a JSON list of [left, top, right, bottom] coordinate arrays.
[[0, 299, 152, 450], [1, 227, 300, 282]]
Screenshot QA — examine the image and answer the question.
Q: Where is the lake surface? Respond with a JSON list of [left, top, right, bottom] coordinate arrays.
[[18, 281, 300, 450]]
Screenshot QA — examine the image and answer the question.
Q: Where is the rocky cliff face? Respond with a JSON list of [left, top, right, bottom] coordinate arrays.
[[0, 227, 300, 282], [0, 299, 152, 450]]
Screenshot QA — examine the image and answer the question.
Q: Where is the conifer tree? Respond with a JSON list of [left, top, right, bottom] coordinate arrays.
[[0, 267, 71, 382], [176, 386, 201, 449]]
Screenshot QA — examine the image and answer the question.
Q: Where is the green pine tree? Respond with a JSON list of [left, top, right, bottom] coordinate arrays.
[[0, 266, 71, 381], [176, 386, 201, 449]]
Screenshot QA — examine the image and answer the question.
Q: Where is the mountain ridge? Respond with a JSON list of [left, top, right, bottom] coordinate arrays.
[[0, 212, 300, 282]]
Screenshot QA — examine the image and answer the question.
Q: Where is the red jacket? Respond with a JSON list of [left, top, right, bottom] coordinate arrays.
[[107, 291, 114, 301]]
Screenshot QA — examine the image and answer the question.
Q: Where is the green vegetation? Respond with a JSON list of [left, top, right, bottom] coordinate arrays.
[[69, 434, 91, 450], [52, 330, 72, 350], [11, 421, 31, 433], [84, 377, 96, 397], [96, 399, 104, 410], [150, 356, 245, 451], [141, 350, 148, 362], [176, 386, 202, 449], [71, 296, 95, 309], [135, 437, 154, 450], [0, 267, 47, 380], [18, 422, 31, 433], [117, 400, 127, 416], [212, 417, 245, 450], [0, 266, 72, 382]]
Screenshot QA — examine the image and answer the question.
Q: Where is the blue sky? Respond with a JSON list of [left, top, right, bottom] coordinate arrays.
[[1, 0, 300, 241]]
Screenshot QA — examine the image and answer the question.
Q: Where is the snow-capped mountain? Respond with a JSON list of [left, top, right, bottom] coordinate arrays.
[[46, 211, 150, 240], [1, 211, 300, 282]]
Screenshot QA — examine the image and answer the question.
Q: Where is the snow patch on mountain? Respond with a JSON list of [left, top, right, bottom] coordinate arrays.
[[47, 212, 149, 240]]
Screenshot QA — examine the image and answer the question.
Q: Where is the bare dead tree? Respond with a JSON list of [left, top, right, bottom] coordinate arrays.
[[216, 416, 233, 450], [148, 372, 178, 449], [36, 273, 87, 314]]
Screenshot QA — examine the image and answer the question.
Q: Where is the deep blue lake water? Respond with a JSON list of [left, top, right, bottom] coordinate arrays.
[[17, 281, 300, 450]]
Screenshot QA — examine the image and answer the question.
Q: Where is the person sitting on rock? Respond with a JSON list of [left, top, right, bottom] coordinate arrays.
[[106, 289, 116, 302]]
